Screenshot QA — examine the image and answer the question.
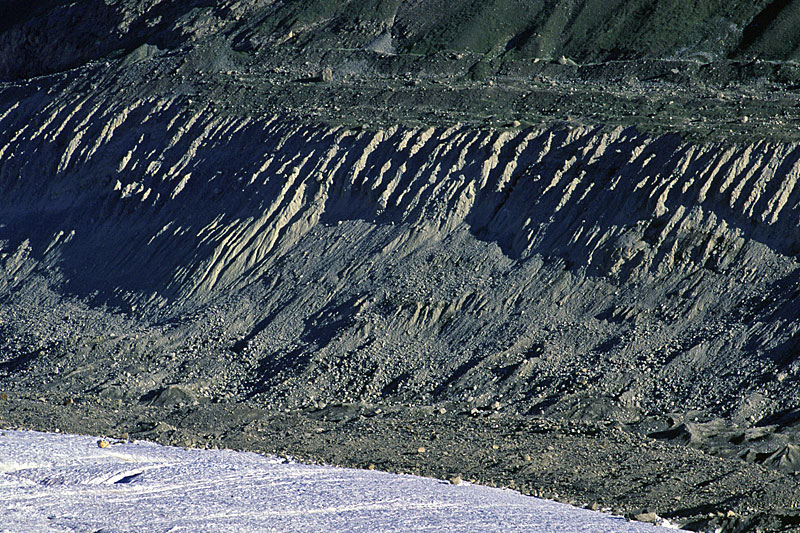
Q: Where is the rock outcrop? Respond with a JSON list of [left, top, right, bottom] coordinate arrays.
[[1, 82, 799, 422]]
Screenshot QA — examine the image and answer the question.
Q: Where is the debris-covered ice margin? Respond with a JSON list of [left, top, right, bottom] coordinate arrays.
[[0, 429, 682, 532]]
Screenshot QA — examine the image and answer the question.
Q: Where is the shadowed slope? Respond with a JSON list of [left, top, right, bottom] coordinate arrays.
[[1, 82, 799, 422], [1, 0, 799, 81]]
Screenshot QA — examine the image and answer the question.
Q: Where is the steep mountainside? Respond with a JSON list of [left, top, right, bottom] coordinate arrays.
[[3, 0, 800, 81], [2, 82, 800, 423], [3, 2, 800, 531]]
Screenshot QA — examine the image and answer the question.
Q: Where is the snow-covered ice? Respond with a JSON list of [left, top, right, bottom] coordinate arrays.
[[0, 430, 681, 532]]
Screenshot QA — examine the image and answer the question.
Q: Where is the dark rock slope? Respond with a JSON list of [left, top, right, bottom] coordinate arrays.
[[3, 0, 800, 80], [2, 67, 800, 424], [3, 2, 800, 531]]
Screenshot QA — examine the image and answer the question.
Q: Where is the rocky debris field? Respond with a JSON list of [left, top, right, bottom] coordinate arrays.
[[2, 429, 687, 533], [3, 392, 800, 532], [3, 1, 800, 531]]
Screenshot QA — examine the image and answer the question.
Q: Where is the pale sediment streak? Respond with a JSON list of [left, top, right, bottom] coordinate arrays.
[[1, 90, 799, 306]]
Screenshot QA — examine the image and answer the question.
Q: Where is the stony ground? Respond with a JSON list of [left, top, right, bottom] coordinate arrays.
[[3, 2, 800, 532], [2, 392, 800, 531]]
